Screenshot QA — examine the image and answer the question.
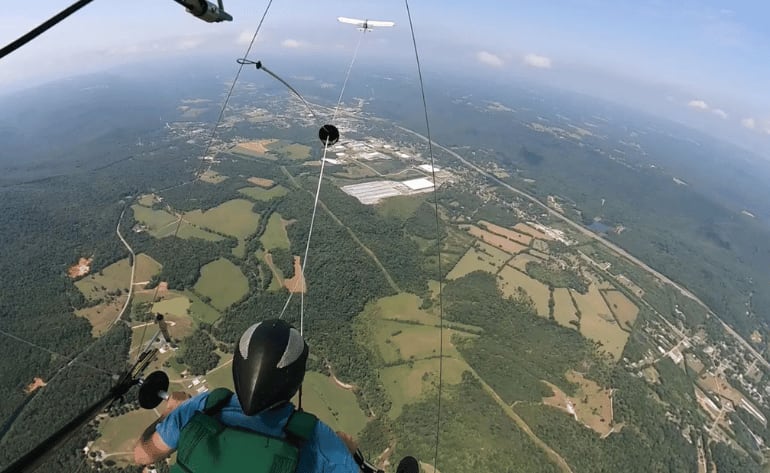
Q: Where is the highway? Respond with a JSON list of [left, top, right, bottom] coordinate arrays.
[[396, 125, 770, 370]]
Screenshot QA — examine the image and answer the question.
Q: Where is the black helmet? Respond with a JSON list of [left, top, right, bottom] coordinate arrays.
[[233, 319, 308, 415]]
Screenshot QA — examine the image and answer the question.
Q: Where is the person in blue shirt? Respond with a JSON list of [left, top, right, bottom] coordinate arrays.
[[133, 319, 361, 472]]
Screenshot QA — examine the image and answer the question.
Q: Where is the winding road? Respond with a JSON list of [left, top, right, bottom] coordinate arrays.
[[114, 207, 136, 328]]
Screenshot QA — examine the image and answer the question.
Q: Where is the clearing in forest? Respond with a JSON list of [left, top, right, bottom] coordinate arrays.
[[137, 194, 156, 207], [260, 213, 290, 250], [199, 169, 227, 184], [239, 185, 289, 201], [541, 371, 615, 436], [76, 297, 125, 336], [464, 225, 527, 254], [283, 256, 306, 293], [479, 220, 533, 246], [194, 258, 249, 310], [131, 205, 177, 231], [247, 177, 275, 188], [68, 257, 93, 278], [497, 266, 551, 317], [273, 142, 312, 161], [552, 288, 578, 329], [572, 286, 628, 360], [602, 290, 639, 330]]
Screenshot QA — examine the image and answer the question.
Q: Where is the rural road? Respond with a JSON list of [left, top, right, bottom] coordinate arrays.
[[114, 207, 136, 328], [397, 125, 770, 370]]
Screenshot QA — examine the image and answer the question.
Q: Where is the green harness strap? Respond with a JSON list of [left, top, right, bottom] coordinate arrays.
[[171, 388, 318, 473]]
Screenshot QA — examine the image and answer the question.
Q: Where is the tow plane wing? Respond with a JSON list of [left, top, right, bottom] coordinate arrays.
[[337, 16, 395, 31]]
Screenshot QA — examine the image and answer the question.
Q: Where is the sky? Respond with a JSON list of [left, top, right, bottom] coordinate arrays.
[[1, 0, 769, 150]]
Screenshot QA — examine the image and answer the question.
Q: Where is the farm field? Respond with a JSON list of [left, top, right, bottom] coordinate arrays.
[[193, 258, 249, 310], [239, 185, 289, 201], [376, 195, 425, 220], [75, 258, 131, 301], [232, 139, 277, 158], [464, 225, 527, 254], [75, 298, 125, 336], [93, 409, 160, 462], [603, 290, 639, 330], [131, 205, 177, 232], [137, 194, 156, 207], [375, 293, 438, 326], [199, 169, 227, 184], [247, 176, 275, 188], [479, 220, 533, 246], [184, 199, 260, 257], [273, 142, 312, 160], [134, 254, 162, 283], [374, 320, 471, 364], [552, 288, 578, 329], [298, 372, 369, 436], [152, 295, 191, 318], [510, 253, 543, 271], [260, 213, 290, 250], [539, 370, 615, 436], [497, 266, 551, 317], [381, 357, 467, 419], [513, 223, 552, 240], [184, 290, 222, 324], [572, 286, 628, 359], [447, 245, 508, 280]]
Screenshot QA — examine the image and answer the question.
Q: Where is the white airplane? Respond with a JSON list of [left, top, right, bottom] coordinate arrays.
[[337, 16, 395, 31]]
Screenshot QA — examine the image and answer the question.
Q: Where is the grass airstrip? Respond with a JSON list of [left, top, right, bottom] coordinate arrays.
[[239, 185, 289, 201]]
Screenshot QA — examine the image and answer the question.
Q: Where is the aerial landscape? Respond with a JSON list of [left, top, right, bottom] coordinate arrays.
[[1, 2, 770, 473]]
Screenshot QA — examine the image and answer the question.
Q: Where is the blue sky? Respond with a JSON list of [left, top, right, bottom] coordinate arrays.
[[1, 0, 769, 145]]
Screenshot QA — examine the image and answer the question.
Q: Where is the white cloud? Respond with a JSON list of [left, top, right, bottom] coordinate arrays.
[[523, 53, 552, 69], [281, 39, 303, 49], [236, 31, 254, 45], [740, 118, 756, 129], [712, 108, 728, 119], [476, 51, 504, 68], [688, 99, 709, 110]]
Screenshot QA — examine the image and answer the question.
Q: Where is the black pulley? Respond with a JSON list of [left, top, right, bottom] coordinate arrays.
[[138, 370, 170, 409], [318, 124, 339, 146], [396, 456, 420, 473]]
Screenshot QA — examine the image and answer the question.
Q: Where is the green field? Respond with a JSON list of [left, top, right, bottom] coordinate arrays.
[[184, 199, 260, 257], [152, 295, 191, 318], [447, 245, 509, 280], [497, 265, 551, 317], [131, 204, 177, 232], [94, 408, 160, 458], [184, 290, 222, 324], [75, 258, 131, 301], [375, 320, 471, 364], [239, 185, 289, 201], [201, 357, 235, 390], [376, 293, 438, 325], [260, 213, 290, 250], [376, 195, 425, 220], [134, 253, 162, 282], [271, 142, 312, 160], [194, 258, 249, 310], [299, 372, 369, 436], [171, 223, 223, 242], [137, 194, 156, 207], [381, 357, 466, 418]]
